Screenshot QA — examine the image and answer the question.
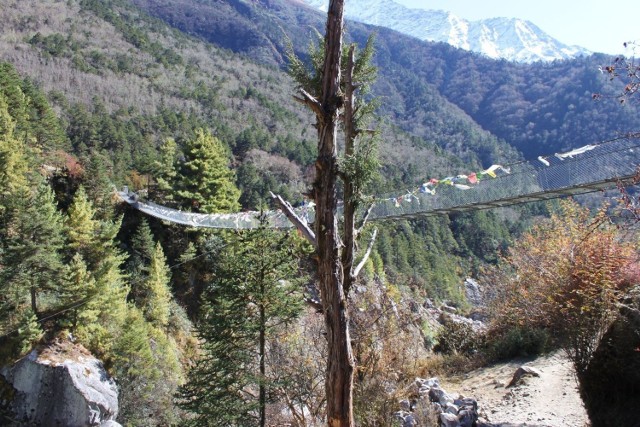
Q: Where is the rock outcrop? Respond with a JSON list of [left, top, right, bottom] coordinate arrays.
[[464, 278, 483, 308], [395, 377, 478, 427], [1, 339, 120, 427], [507, 365, 542, 388]]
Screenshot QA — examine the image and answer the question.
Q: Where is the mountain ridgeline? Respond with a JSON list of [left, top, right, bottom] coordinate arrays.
[[132, 0, 640, 160], [302, 0, 593, 63]]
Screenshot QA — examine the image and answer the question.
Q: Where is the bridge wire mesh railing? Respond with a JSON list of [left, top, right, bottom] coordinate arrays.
[[117, 136, 640, 229], [370, 136, 640, 220]]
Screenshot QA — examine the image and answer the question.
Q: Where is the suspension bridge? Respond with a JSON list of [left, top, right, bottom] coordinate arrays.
[[118, 136, 640, 229]]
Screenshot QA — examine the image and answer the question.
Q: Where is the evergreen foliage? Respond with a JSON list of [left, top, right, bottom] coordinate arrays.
[[112, 306, 184, 426], [375, 217, 463, 303], [1, 180, 65, 317], [140, 242, 172, 328], [152, 138, 179, 203], [0, 60, 198, 425], [80, 151, 117, 219], [3, 3, 635, 424], [63, 187, 129, 357], [0, 63, 68, 156], [178, 222, 305, 426], [0, 93, 29, 213], [175, 128, 241, 213], [450, 210, 511, 264], [66, 186, 99, 257], [126, 218, 156, 289], [15, 309, 43, 355], [59, 253, 96, 331]]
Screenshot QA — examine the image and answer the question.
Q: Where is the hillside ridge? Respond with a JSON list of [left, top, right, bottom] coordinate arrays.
[[302, 0, 592, 63]]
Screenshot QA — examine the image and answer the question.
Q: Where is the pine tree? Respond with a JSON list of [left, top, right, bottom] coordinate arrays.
[[81, 150, 115, 219], [0, 63, 29, 129], [126, 218, 156, 290], [0, 62, 68, 155], [112, 306, 160, 424], [19, 77, 69, 154], [152, 137, 179, 203], [64, 188, 129, 356], [113, 306, 184, 426], [140, 242, 172, 328], [176, 128, 240, 213], [178, 222, 305, 426], [1, 180, 65, 318], [0, 93, 29, 225], [73, 241, 128, 357], [66, 185, 123, 269], [66, 186, 98, 257], [15, 309, 43, 354], [59, 253, 96, 331], [0, 93, 27, 182]]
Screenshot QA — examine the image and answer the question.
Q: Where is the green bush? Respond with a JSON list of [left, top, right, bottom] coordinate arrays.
[[486, 326, 550, 361]]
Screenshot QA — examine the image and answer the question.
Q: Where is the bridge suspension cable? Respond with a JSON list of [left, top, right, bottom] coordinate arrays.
[[118, 135, 640, 229]]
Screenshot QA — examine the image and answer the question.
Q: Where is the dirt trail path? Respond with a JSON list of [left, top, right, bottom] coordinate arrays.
[[442, 352, 589, 426]]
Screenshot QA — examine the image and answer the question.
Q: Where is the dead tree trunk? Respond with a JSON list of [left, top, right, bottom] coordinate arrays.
[[315, 1, 355, 426], [276, 1, 378, 425]]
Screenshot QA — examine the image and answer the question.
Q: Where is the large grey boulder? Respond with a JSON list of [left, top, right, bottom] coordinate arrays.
[[1, 340, 120, 426], [440, 412, 460, 427]]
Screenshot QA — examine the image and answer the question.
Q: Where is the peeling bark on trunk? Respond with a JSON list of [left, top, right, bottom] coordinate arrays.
[[315, 1, 355, 426]]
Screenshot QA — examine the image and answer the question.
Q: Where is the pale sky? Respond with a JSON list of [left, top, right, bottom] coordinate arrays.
[[394, 0, 639, 55]]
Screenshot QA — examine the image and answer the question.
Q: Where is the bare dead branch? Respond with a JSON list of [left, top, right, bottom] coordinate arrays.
[[270, 191, 317, 248], [293, 88, 324, 118], [353, 228, 378, 278], [356, 202, 375, 236]]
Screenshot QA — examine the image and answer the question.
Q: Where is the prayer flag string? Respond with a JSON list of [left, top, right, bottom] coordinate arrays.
[[380, 164, 511, 207]]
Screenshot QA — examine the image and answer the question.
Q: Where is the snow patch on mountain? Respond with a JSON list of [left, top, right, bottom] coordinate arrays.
[[301, 0, 591, 63]]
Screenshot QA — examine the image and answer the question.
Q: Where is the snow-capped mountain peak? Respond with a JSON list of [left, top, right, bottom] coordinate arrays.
[[301, 0, 591, 63]]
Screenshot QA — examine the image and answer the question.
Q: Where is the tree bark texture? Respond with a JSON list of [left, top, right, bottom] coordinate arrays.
[[259, 302, 266, 427], [314, 1, 355, 426], [30, 286, 38, 317], [259, 270, 266, 427]]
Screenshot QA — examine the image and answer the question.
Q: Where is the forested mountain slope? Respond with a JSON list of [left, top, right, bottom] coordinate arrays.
[[132, 0, 640, 159], [0, 0, 515, 297], [0, 0, 493, 198], [0, 0, 621, 301], [1, 0, 628, 306]]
